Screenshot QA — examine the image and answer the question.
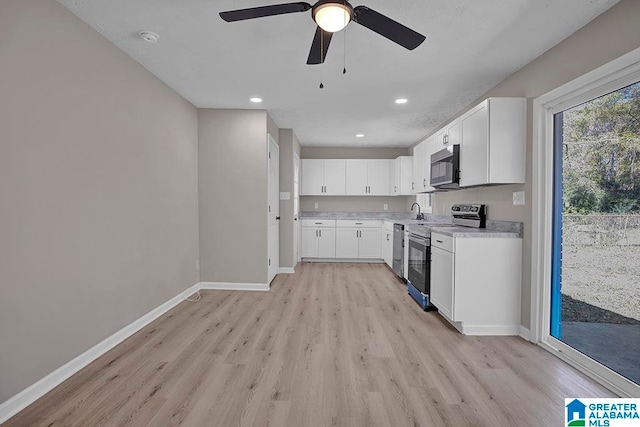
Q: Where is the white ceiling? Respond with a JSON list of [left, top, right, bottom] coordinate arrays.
[[59, 0, 618, 147]]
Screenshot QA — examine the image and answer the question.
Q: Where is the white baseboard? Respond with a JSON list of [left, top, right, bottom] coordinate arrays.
[[0, 282, 201, 425], [278, 267, 295, 274], [200, 282, 269, 291], [460, 324, 522, 336], [519, 325, 531, 341], [302, 258, 385, 263]]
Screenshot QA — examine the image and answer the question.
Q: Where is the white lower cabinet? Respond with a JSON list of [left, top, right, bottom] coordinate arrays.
[[382, 221, 394, 267], [301, 220, 336, 258], [335, 220, 382, 259], [430, 232, 522, 335], [430, 245, 454, 319]]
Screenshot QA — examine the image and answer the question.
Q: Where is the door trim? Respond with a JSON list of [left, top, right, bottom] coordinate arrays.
[[267, 133, 280, 285]]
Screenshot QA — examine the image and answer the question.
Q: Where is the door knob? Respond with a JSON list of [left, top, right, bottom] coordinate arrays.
[[276, 216, 281, 221]]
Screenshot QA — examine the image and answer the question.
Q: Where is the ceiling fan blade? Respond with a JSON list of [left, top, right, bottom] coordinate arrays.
[[353, 6, 425, 50], [220, 2, 311, 22], [306, 26, 333, 65]]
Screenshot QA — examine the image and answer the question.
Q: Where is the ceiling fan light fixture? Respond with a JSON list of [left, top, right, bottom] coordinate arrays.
[[313, 2, 352, 33]]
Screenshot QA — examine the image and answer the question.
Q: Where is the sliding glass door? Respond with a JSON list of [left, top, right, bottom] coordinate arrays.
[[550, 81, 640, 387]]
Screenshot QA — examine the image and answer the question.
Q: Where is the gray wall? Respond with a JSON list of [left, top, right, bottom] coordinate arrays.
[[300, 147, 413, 213], [198, 109, 271, 284], [424, 0, 640, 328], [278, 129, 302, 269], [0, 0, 199, 403]]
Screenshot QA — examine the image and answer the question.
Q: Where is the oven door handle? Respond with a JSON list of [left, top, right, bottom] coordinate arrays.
[[409, 234, 429, 246]]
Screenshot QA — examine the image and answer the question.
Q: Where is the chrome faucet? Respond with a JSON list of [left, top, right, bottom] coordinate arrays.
[[411, 202, 424, 220]]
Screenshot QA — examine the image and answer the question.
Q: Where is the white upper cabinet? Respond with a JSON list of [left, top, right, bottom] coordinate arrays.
[[345, 159, 390, 195], [391, 156, 413, 195], [301, 159, 324, 196], [301, 159, 346, 195], [423, 135, 437, 193], [434, 118, 460, 150], [413, 137, 436, 193], [345, 160, 368, 195], [367, 160, 390, 195], [323, 160, 347, 195], [459, 98, 526, 187], [412, 139, 426, 194]]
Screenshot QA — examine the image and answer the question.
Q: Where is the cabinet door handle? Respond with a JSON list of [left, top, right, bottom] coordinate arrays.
[[436, 239, 443, 243], [394, 185, 397, 193], [412, 182, 415, 190], [316, 230, 318, 237], [355, 222, 363, 225], [315, 222, 323, 225], [386, 234, 389, 241], [319, 230, 322, 238], [423, 178, 426, 187]]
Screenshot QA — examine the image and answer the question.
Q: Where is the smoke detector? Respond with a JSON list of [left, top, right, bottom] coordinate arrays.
[[138, 30, 159, 43]]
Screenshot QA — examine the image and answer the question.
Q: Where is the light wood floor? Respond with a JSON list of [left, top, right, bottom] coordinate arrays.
[[5, 263, 613, 426]]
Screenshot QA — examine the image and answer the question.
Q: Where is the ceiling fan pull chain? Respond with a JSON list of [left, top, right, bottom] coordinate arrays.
[[343, 28, 347, 75], [343, 1, 347, 74], [320, 29, 325, 89]]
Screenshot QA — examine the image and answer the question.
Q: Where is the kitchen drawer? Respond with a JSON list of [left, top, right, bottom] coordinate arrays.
[[431, 232, 454, 252], [336, 220, 382, 228], [301, 219, 336, 228]]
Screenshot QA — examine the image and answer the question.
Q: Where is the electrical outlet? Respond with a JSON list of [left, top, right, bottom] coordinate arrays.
[[513, 191, 525, 205], [314, 202, 319, 209], [383, 204, 388, 211]]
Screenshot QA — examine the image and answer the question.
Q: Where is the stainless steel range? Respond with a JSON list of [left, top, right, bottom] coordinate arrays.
[[406, 204, 486, 310]]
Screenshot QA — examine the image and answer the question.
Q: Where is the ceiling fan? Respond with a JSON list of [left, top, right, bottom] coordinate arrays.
[[219, 1, 426, 65]]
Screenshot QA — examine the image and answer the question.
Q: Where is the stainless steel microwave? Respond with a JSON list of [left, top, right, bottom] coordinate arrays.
[[430, 145, 460, 189]]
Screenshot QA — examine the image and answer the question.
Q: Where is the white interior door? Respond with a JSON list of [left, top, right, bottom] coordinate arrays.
[[267, 134, 279, 284], [293, 153, 300, 264]]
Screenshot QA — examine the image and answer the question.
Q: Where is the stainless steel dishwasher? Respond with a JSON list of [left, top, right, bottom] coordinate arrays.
[[392, 223, 405, 278]]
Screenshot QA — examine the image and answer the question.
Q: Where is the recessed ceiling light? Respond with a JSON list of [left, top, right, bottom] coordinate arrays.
[[250, 97, 263, 103], [356, 134, 364, 138], [138, 30, 159, 43], [395, 98, 408, 104]]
